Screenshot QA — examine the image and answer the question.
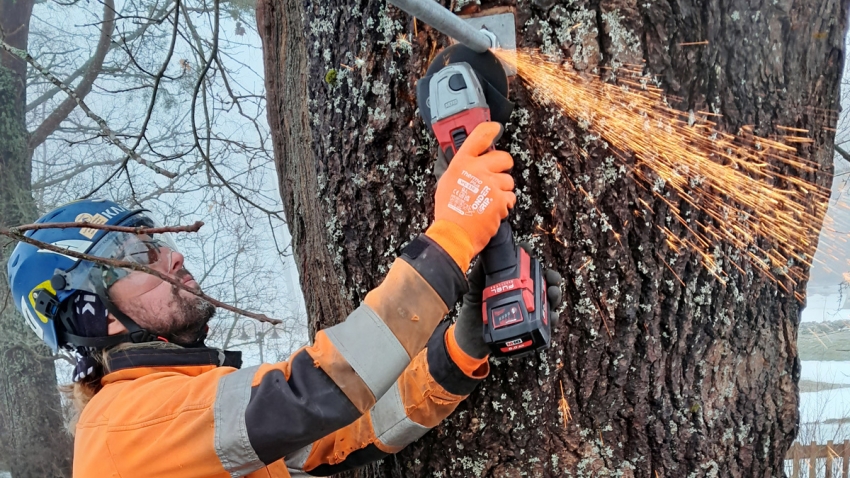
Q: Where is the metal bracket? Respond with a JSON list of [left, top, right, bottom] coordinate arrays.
[[458, 7, 517, 76]]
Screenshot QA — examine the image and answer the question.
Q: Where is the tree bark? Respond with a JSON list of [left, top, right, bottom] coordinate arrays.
[[0, 0, 74, 475], [259, 0, 847, 476]]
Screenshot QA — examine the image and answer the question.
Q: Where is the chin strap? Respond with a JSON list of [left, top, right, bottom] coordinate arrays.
[[92, 281, 158, 345], [102, 298, 157, 344]]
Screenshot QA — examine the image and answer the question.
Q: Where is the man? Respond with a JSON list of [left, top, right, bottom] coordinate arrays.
[[7, 123, 562, 477]]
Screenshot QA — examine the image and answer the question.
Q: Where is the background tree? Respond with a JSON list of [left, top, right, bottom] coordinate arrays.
[[258, 0, 847, 476], [1, 0, 304, 474], [1, 0, 75, 473]]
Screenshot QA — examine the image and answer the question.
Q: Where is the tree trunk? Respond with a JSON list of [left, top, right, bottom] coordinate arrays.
[[258, 0, 847, 476], [0, 0, 74, 475]]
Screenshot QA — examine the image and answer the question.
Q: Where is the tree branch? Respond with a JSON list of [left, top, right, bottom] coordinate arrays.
[[124, 0, 181, 164], [0, 38, 177, 178], [13, 220, 203, 234], [31, 159, 124, 189], [28, 0, 116, 150], [0, 225, 281, 325]]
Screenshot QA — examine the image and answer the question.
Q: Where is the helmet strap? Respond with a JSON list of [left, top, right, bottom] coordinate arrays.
[[91, 280, 158, 345], [102, 299, 156, 344]]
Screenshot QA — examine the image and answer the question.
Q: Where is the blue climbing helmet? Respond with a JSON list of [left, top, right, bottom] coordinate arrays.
[[7, 198, 178, 352]]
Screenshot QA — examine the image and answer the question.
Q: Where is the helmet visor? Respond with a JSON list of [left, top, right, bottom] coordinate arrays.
[[63, 213, 177, 292], [91, 233, 177, 288]]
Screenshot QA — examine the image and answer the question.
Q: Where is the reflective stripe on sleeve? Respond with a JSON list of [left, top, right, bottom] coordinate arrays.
[[214, 365, 265, 477], [370, 381, 430, 450], [324, 304, 411, 401], [284, 443, 313, 471]]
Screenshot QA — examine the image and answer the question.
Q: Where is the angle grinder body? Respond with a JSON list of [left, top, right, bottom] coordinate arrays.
[[417, 45, 552, 358]]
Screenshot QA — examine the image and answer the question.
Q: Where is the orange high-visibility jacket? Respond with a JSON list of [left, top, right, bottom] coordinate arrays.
[[73, 235, 489, 477]]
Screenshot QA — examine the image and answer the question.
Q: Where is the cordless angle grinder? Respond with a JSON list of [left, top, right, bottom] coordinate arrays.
[[417, 44, 551, 358]]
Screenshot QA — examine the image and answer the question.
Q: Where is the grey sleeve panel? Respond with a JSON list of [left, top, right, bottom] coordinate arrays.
[[284, 443, 312, 471], [323, 304, 411, 400], [370, 381, 430, 448], [214, 365, 265, 478]]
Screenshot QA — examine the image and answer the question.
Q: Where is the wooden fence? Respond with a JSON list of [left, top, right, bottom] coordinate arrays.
[[787, 441, 850, 478]]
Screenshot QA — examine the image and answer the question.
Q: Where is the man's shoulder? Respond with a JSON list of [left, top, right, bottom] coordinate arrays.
[[79, 365, 237, 428]]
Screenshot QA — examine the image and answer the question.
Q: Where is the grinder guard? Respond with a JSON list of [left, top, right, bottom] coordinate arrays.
[[417, 44, 514, 133]]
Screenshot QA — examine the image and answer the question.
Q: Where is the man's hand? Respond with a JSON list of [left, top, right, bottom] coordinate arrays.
[[427, 122, 516, 271], [453, 244, 564, 359]]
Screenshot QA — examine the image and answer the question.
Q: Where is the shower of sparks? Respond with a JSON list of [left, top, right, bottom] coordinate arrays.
[[495, 48, 832, 295]]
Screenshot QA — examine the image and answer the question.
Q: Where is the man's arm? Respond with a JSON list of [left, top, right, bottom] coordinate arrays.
[[213, 234, 468, 474], [282, 245, 565, 477], [283, 320, 488, 476]]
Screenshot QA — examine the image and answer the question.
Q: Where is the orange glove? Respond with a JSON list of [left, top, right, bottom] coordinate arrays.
[[426, 122, 516, 271]]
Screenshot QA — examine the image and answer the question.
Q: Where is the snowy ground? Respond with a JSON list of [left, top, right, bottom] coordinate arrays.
[[798, 361, 850, 444], [801, 293, 850, 323]]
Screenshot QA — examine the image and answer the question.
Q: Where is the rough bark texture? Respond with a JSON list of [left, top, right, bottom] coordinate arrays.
[[259, 0, 847, 476], [257, 0, 355, 339], [0, 0, 74, 475]]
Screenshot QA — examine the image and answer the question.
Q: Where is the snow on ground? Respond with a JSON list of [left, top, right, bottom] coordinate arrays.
[[800, 361, 850, 385], [801, 294, 850, 322], [798, 361, 850, 444]]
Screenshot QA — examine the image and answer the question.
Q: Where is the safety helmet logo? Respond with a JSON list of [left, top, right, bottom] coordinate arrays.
[[75, 213, 109, 239]]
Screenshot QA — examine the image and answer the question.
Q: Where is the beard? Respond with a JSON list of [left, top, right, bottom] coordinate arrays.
[[140, 276, 216, 347]]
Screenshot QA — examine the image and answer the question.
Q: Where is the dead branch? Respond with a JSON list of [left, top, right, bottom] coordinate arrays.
[[12, 220, 204, 235], [0, 39, 178, 179], [28, 0, 116, 150], [0, 226, 280, 325]]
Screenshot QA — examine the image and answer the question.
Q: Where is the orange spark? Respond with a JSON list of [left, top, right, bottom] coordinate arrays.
[[494, 48, 830, 286]]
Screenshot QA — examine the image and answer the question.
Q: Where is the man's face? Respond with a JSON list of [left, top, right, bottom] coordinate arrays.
[[106, 235, 215, 345]]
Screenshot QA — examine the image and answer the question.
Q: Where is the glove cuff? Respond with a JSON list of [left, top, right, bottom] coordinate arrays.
[[445, 324, 489, 378], [425, 220, 475, 272]]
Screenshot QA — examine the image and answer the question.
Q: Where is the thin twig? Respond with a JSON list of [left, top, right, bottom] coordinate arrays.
[[12, 221, 204, 235], [0, 228, 280, 325], [124, 0, 181, 158], [0, 39, 177, 179], [185, 0, 284, 220]]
